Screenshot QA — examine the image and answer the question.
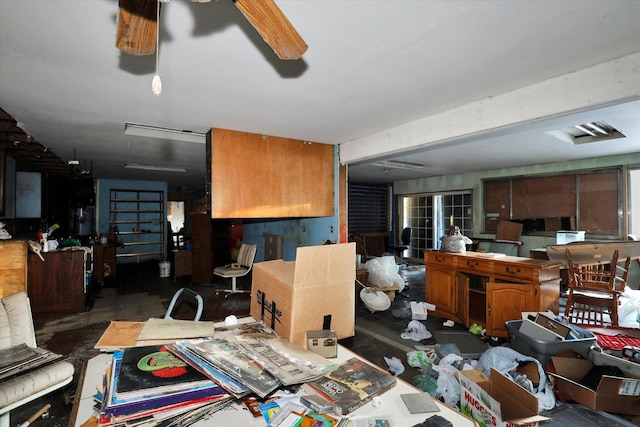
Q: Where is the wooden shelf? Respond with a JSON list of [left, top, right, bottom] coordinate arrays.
[[109, 189, 165, 263]]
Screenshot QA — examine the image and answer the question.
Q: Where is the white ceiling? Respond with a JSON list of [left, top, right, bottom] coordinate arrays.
[[1, 0, 639, 190]]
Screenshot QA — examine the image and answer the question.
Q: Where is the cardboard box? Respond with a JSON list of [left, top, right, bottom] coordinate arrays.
[[410, 301, 436, 320], [306, 330, 337, 358], [458, 368, 548, 427], [548, 353, 640, 415], [369, 283, 400, 301], [556, 230, 585, 244], [250, 243, 356, 348]]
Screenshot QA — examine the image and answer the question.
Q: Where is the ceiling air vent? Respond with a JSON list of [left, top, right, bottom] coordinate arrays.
[[548, 121, 626, 145]]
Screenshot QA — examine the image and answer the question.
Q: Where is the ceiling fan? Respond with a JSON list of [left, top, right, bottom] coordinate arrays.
[[115, 0, 308, 60]]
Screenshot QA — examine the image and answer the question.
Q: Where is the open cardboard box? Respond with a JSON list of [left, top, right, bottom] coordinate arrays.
[[548, 352, 640, 415], [458, 368, 549, 427], [250, 243, 356, 348]]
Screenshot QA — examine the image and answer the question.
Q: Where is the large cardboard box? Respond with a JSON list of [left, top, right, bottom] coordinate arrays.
[[250, 243, 356, 348], [458, 368, 548, 427], [548, 353, 640, 415]]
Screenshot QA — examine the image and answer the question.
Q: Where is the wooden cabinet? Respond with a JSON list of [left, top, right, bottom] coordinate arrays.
[[93, 244, 117, 284], [0, 240, 27, 298], [28, 249, 86, 319], [190, 213, 231, 285], [172, 250, 192, 282], [191, 213, 213, 285], [425, 251, 561, 338]]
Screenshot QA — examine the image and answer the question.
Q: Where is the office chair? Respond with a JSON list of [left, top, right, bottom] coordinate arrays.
[[213, 242, 257, 298], [564, 248, 630, 326], [388, 227, 411, 258]]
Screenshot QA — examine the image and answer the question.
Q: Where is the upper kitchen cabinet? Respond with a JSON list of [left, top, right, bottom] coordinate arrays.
[[208, 128, 334, 218]]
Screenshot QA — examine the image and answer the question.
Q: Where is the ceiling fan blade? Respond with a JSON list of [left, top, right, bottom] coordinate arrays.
[[234, 0, 308, 60], [116, 0, 158, 56]]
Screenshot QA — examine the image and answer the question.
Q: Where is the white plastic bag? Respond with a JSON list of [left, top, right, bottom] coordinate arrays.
[[384, 356, 405, 376], [431, 353, 463, 407], [440, 234, 472, 253], [365, 256, 405, 291], [400, 320, 432, 341]]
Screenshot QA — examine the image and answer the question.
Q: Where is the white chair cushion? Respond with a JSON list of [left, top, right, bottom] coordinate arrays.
[[213, 266, 249, 277], [0, 360, 75, 408], [0, 292, 36, 349]]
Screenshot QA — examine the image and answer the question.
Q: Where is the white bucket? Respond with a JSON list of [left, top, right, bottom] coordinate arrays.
[[159, 261, 171, 278]]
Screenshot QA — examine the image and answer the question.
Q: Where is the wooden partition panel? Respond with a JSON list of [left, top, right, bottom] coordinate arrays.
[[0, 240, 27, 298], [209, 128, 334, 218]]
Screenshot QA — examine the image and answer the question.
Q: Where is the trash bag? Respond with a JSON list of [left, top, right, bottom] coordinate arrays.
[[365, 256, 405, 291], [412, 374, 438, 394], [401, 320, 432, 341], [431, 353, 463, 407], [439, 233, 472, 253], [407, 350, 438, 368], [384, 356, 405, 376], [439, 225, 473, 253]]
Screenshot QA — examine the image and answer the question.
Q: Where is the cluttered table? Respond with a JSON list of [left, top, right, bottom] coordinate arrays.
[[71, 318, 478, 427]]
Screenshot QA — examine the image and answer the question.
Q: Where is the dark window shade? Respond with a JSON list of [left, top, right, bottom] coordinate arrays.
[[483, 169, 621, 236], [484, 180, 510, 231], [348, 182, 389, 233], [579, 171, 619, 235], [512, 175, 576, 219]]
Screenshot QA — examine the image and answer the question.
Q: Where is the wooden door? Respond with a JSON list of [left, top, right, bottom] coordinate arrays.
[[426, 266, 457, 319], [28, 250, 85, 319], [486, 282, 537, 338]]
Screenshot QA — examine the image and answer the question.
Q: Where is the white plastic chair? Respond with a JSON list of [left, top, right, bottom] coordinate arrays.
[[164, 288, 204, 321], [213, 242, 257, 297]]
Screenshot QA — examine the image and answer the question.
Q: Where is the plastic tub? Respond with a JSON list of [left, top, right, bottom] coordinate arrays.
[[159, 261, 171, 278], [505, 319, 596, 365]]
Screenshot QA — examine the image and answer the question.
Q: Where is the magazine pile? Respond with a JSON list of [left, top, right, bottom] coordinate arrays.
[[0, 343, 66, 381], [96, 321, 361, 426]]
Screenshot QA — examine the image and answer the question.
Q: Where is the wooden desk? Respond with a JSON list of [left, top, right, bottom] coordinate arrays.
[[93, 244, 118, 284], [424, 251, 561, 338], [172, 250, 192, 282], [546, 241, 640, 265], [28, 249, 86, 319], [72, 344, 477, 427]]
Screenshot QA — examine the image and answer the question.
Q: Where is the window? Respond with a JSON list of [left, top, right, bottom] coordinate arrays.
[[399, 191, 472, 258], [484, 169, 621, 237], [629, 168, 640, 236]]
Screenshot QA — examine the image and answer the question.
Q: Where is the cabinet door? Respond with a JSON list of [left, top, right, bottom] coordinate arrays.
[[28, 251, 85, 319], [486, 282, 538, 338], [425, 266, 458, 321]]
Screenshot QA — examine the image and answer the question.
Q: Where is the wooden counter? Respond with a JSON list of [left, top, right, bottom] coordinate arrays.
[[424, 251, 561, 338], [28, 249, 86, 319]]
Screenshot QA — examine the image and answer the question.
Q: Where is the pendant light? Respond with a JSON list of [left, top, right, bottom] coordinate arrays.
[[151, 0, 167, 96]]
